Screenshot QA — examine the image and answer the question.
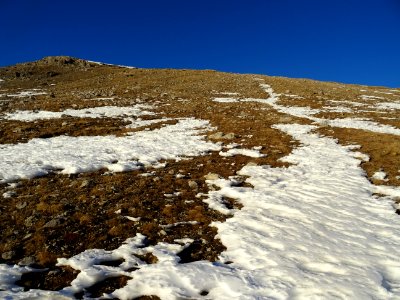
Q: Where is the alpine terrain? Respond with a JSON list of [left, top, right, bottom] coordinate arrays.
[[0, 56, 399, 299]]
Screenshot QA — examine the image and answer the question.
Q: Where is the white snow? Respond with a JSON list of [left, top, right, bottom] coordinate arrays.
[[91, 97, 115, 101], [281, 93, 304, 99], [372, 171, 388, 181], [377, 102, 400, 110], [7, 90, 47, 98], [216, 92, 239, 96], [3, 105, 154, 122], [322, 106, 353, 113], [212, 97, 238, 103], [327, 100, 366, 107], [0, 265, 36, 293], [361, 95, 385, 101], [87, 60, 136, 69], [374, 91, 394, 95], [324, 118, 400, 135], [219, 148, 265, 158], [126, 118, 174, 129], [2, 191, 16, 198], [125, 216, 141, 222], [0, 118, 221, 183]]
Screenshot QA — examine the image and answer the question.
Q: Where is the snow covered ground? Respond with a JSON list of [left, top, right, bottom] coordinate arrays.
[[1, 82, 400, 299], [3, 105, 154, 122], [0, 118, 221, 184]]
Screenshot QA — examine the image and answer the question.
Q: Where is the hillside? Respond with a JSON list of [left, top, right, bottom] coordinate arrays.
[[0, 56, 399, 299]]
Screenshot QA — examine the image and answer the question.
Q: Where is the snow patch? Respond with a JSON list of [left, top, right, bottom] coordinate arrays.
[[219, 148, 265, 158], [4, 105, 154, 122], [0, 118, 221, 183], [372, 171, 388, 181], [322, 106, 353, 113], [87, 60, 137, 69], [376, 102, 400, 110], [361, 95, 385, 100], [7, 89, 47, 98], [324, 118, 400, 135]]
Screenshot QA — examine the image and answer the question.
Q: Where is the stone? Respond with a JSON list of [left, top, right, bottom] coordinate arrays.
[[2, 251, 15, 260], [208, 132, 224, 139], [204, 173, 221, 180], [43, 218, 62, 228], [80, 180, 90, 188], [223, 133, 236, 139], [188, 180, 198, 190], [24, 215, 35, 227], [18, 256, 36, 266], [208, 132, 236, 140], [16, 202, 27, 209]]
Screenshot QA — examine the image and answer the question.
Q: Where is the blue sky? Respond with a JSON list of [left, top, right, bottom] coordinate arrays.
[[1, 0, 399, 87]]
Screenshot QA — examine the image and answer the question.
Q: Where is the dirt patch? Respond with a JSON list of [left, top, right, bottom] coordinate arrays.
[[79, 275, 131, 299], [15, 266, 79, 291]]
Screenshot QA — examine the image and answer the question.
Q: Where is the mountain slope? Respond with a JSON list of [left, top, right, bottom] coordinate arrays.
[[0, 57, 399, 299]]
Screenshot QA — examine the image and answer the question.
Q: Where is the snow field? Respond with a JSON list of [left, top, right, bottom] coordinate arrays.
[[3, 105, 154, 122], [6, 89, 47, 98], [0, 118, 221, 183]]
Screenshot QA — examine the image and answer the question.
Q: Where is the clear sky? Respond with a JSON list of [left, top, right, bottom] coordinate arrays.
[[1, 0, 399, 87]]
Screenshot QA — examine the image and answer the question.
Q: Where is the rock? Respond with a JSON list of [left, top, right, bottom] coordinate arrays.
[[2, 251, 15, 260], [25, 215, 35, 227], [18, 256, 36, 266], [16, 202, 27, 209], [246, 161, 258, 167], [208, 132, 224, 139], [168, 169, 175, 175], [47, 269, 62, 276], [2, 191, 16, 198], [188, 180, 198, 190], [208, 132, 236, 140], [46, 71, 59, 77], [43, 218, 62, 228], [23, 233, 32, 240], [223, 133, 236, 139], [204, 173, 221, 180], [80, 180, 90, 188]]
